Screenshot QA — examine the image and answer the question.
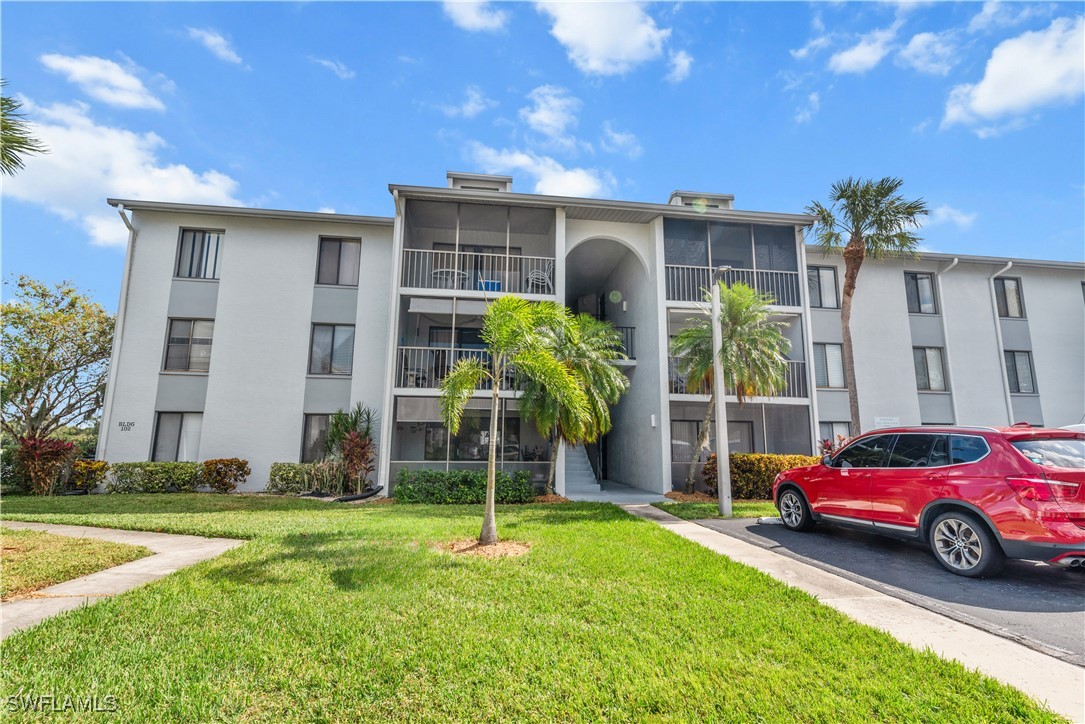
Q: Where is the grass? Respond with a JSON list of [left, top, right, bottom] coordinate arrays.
[[1, 527, 151, 599], [652, 499, 779, 520], [0, 494, 1060, 722]]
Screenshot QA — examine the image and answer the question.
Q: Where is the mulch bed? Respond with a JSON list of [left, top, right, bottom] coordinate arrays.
[[534, 494, 570, 504], [435, 539, 531, 558], [664, 491, 716, 503]]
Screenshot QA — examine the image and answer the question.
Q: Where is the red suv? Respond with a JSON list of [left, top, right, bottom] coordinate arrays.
[[772, 425, 1085, 577]]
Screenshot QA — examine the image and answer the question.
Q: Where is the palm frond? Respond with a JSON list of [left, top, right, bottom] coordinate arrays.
[[438, 357, 490, 434]]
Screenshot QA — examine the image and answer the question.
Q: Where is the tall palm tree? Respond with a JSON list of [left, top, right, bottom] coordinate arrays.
[[670, 282, 790, 493], [806, 177, 928, 434], [440, 296, 588, 545], [520, 313, 630, 494], [1, 80, 47, 176]]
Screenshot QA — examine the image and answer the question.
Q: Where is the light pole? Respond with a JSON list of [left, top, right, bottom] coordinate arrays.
[[711, 267, 733, 517]]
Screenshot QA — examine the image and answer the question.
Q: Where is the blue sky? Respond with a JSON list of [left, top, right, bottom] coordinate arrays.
[[2, 1, 1083, 311]]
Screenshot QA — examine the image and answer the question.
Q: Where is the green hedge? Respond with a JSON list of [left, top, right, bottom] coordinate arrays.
[[393, 468, 535, 504], [107, 462, 202, 494], [1, 446, 30, 493], [703, 453, 820, 499], [267, 463, 314, 495]]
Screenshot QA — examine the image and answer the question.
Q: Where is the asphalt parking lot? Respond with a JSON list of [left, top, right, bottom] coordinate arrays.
[[696, 517, 1085, 666]]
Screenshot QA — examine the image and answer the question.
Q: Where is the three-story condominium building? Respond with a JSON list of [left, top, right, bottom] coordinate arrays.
[[98, 172, 1085, 495]]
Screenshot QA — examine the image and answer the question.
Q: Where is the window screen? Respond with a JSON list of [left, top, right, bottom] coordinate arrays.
[[905, 272, 937, 314], [176, 230, 222, 279], [317, 238, 361, 285], [813, 343, 845, 388], [309, 324, 355, 375]]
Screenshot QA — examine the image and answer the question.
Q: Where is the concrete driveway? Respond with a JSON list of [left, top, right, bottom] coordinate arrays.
[[696, 518, 1085, 667]]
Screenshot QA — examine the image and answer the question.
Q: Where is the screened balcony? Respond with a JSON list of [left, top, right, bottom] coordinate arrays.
[[668, 358, 808, 398]]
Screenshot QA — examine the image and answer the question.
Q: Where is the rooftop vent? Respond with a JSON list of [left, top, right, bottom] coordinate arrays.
[[668, 190, 735, 210], [447, 171, 513, 193]]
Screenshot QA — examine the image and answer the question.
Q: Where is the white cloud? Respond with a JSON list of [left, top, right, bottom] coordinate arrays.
[[928, 204, 977, 229], [467, 141, 613, 197], [317, 206, 336, 214], [600, 122, 642, 159], [666, 49, 693, 83], [40, 54, 165, 111], [794, 92, 821, 124], [2, 99, 241, 247], [536, 2, 670, 75], [896, 31, 956, 75], [443, 1, 508, 32], [828, 21, 902, 74], [310, 57, 355, 80], [186, 27, 244, 65], [519, 85, 580, 142], [791, 35, 832, 60], [942, 16, 1084, 134], [441, 85, 498, 118], [968, 1, 1051, 33]]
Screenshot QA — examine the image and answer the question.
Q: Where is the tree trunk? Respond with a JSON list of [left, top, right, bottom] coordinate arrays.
[[840, 234, 865, 435], [545, 426, 559, 495], [480, 374, 501, 546], [685, 392, 715, 494]]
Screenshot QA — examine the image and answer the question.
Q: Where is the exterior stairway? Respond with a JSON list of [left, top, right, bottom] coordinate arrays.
[[564, 445, 602, 496]]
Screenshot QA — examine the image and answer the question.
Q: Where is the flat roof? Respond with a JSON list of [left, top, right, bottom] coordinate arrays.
[[804, 244, 1085, 271], [107, 198, 394, 227]]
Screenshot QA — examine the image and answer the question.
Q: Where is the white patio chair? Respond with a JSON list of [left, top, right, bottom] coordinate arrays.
[[525, 259, 554, 294]]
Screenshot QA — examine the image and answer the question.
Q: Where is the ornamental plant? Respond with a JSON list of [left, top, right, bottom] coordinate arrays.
[[15, 437, 76, 495], [69, 459, 110, 490], [201, 458, 251, 494]]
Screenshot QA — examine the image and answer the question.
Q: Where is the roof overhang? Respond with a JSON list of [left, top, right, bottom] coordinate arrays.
[[107, 199, 394, 227], [804, 244, 1085, 271]]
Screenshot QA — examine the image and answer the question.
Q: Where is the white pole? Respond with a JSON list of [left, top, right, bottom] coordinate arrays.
[[712, 278, 733, 517]]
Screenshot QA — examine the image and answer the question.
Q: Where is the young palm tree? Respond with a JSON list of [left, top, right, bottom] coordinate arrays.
[[1, 80, 47, 176], [440, 296, 588, 545], [520, 313, 630, 494], [806, 177, 928, 434], [670, 281, 791, 493]]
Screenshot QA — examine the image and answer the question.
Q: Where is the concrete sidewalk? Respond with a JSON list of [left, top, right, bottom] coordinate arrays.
[[1, 521, 243, 640], [622, 504, 1085, 723]]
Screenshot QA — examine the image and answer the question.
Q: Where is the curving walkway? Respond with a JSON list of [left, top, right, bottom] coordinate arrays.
[[1, 521, 243, 640]]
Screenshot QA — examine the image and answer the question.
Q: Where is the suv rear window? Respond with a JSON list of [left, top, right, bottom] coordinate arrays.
[[949, 436, 989, 464], [1011, 437, 1085, 468]]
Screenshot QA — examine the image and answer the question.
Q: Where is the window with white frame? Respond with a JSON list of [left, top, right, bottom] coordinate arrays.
[[309, 324, 355, 375], [164, 319, 214, 372], [904, 272, 938, 314], [994, 277, 1025, 318], [152, 412, 202, 462], [176, 229, 222, 279], [1004, 350, 1036, 393], [819, 421, 850, 444], [813, 343, 845, 388], [316, 237, 361, 286], [913, 347, 947, 391], [807, 266, 838, 309]]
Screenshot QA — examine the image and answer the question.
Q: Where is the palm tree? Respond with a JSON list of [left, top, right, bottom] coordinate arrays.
[[520, 313, 630, 494], [440, 296, 588, 545], [670, 281, 791, 494], [1, 80, 47, 176], [806, 177, 928, 434]]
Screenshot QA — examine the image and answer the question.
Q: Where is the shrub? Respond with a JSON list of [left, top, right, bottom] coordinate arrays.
[[107, 462, 201, 493], [267, 463, 314, 494], [703, 453, 821, 499], [69, 460, 110, 490], [393, 468, 535, 504], [1, 446, 30, 493], [15, 437, 77, 496], [202, 458, 251, 494]]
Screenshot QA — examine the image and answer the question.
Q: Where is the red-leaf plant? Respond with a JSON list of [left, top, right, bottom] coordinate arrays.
[[339, 431, 376, 495], [15, 437, 76, 496]]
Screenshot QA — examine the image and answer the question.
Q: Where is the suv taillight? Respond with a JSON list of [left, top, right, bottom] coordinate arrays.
[[1006, 477, 1080, 501]]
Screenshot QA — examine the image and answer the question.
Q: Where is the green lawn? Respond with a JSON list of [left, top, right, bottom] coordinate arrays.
[[1, 527, 151, 599], [652, 499, 779, 520], [0, 494, 1059, 722]]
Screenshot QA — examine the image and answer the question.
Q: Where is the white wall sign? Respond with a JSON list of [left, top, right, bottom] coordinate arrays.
[[116, 421, 136, 432], [872, 416, 900, 429]]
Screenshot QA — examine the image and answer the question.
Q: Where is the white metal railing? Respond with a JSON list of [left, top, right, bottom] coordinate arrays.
[[395, 346, 519, 390], [401, 249, 555, 294], [665, 265, 802, 307], [669, 358, 808, 398]]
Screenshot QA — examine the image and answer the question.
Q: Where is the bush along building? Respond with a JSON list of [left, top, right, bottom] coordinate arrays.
[[97, 172, 1085, 496]]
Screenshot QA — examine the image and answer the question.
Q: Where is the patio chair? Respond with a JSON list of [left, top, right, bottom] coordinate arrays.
[[525, 260, 554, 294]]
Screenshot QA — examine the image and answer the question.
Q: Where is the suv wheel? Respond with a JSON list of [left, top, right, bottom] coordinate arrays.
[[929, 511, 1005, 578], [778, 488, 814, 531]]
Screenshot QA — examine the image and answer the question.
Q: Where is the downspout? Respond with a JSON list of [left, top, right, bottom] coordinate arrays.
[[935, 257, 959, 423], [989, 261, 1014, 425], [96, 204, 138, 460]]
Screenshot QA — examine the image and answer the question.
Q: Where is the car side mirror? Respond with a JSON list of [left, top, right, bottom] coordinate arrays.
[[821, 454, 833, 467]]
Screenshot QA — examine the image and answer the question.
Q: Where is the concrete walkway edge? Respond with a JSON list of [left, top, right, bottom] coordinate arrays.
[[1, 521, 243, 640], [622, 504, 1085, 723]]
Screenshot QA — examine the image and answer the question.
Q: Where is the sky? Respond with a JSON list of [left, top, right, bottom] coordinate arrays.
[[2, 1, 1083, 312]]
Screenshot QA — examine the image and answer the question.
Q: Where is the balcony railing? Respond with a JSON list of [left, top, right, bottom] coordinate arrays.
[[614, 326, 636, 360], [669, 358, 808, 398], [401, 249, 555, 294], [665, 265, 802, 307], [396, 346, 520, 390]]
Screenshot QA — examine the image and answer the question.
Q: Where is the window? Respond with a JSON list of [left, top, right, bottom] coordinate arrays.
[[813, 343, 845, 388], [1011, 437, 1085, 469], [819, 421, 850, 443], [835, 435, 893, 468], [316, 237, 361, 286], [309, 324, 355, 375], [176, 229, 222, 279], [670, 420, 753, 460], [152, 412, 202, 462], [1004, 350, 1036, 393], [904, 272, 937, 314], [164, 319, 214, 372], [913, 347, 947, 391], [886, 434, 941, 467], [994, 277, 1025, 318], [949, 435, 990, 464], [807, 266, 839, 309], [301, 414, 330, 463]]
